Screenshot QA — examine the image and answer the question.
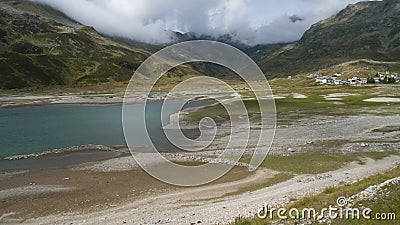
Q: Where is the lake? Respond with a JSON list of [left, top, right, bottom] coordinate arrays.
[[0, 101, 206, 158]]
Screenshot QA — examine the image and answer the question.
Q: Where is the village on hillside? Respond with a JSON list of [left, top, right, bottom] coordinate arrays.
[[308, 71, 399, 86]]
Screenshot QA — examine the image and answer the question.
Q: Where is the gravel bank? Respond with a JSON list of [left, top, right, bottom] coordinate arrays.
[[14, 156, 400, 225]]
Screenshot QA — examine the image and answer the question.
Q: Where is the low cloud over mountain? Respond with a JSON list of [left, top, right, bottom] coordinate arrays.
[[32, 0, 373, 45]]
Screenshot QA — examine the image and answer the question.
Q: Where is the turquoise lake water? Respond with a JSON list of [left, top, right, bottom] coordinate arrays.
[[0, 101, 205, 158]]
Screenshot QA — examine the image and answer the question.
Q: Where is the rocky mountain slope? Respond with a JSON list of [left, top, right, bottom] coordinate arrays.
[[0, 0, 202, 89], [258, 0, 400, 78]]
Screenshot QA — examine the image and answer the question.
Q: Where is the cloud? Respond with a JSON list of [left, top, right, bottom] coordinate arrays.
[[31, 0, 366, 45]]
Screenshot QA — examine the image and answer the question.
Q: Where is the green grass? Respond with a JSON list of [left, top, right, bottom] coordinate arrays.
[[185, 85, 400, 125], [261, 152, 357, 174], [372, 125, 400, 133], [196, 151, 398, 201], [249, 151, 398, 175], [287, 165, 400, 225], [232, 165, 400, 225]]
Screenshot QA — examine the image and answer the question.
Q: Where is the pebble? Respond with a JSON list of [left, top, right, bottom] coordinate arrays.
[[346, 176, 400, 206]]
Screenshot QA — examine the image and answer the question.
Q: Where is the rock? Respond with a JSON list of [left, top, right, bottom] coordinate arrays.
[[306, 177, 315, 182], [360, 143, 369, 147]]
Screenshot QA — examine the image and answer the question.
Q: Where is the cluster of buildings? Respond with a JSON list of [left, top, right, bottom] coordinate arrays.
[[308, 72, 399, 86], [374, 72, 399, 83]]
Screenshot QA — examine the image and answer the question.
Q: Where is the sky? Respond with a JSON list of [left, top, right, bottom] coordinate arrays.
[[32, 0, 370, 45]]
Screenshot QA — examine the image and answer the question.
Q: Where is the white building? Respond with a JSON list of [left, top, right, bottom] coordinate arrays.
[[334, 80, 344, 85], [315, 76, 335, 84], [348, 77, 361, 85], [360, 78, 368, 84]]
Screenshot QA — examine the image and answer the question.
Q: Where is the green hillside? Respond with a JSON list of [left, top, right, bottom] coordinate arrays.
[[0, 0, 201, 89], [258, 0, 400, 78]]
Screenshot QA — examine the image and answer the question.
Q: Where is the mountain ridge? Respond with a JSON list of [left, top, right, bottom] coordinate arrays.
[[0, 0, 205, 89], [257, 0, 400, 77], [0, 0, 399, 89]]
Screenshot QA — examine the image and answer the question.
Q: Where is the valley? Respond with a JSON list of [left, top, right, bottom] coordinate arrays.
[[0, 0, 399, 224]]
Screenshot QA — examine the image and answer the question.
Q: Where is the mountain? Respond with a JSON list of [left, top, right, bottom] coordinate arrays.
[[0, 0, 203, 89], [0, 0, 399, 90], [0, 0, 146, 89], [258, 0, 400, 78]]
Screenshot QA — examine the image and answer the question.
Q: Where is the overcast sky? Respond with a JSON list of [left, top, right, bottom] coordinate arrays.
[[32, 0, 369, 45]]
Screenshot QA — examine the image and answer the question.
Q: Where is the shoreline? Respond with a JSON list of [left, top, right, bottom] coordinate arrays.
[[0, 151, 257, 223], [2, 144, 126, 161], [0, 90, 233, 108], [0, 96, 143, 108], [2, 152, 398, 224], [6, 113, 400, 161], [1, 91, 400, 223], [1, 113, 400, 223]]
